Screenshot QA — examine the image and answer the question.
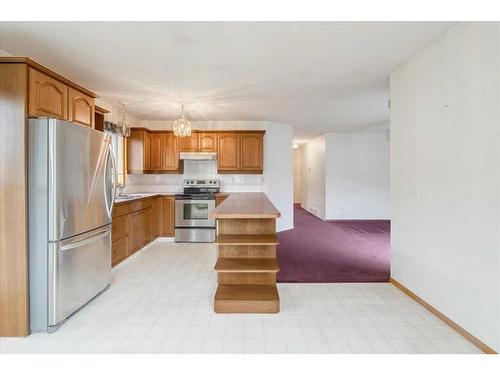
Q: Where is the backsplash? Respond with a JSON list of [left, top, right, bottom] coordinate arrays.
[[124, 160, 264, 193]]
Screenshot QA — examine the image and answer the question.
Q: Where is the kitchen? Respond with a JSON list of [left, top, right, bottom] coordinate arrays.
[[1, 19, 495, 359], [1, 56, 291, 336]]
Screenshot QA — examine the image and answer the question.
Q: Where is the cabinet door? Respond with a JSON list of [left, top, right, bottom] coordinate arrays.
[[179, 132, 199, 152], [217, 133, 240, 171], [28, 67, 68, 119], [143, 208, 152, 245], [149, 133, 163, 171], [240, 132, 264, 172], [144, 132, 151, 171], [163, 133, 180, 171], [112, 214, 128, 242], [112, 236, 128, 267], [129, 211, 144, 253], [68, 87, 95, 127], [127, 130, 149, 174], [151, 197, 161, 238], [199, 132, 217, 152], [160, 197, 175, 237]]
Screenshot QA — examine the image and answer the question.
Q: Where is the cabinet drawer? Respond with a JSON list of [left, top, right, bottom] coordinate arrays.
[[112, 236, 128, 267], [112, 215, 128, 241], [113, 198, 154, 217]]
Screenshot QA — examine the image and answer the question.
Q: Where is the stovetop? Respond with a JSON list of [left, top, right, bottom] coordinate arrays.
[[176, 179, 220, 200]]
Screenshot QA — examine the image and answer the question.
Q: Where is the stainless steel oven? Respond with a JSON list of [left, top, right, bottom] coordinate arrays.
[[174, 179, 219, 243], [175, 199, 215, 227]]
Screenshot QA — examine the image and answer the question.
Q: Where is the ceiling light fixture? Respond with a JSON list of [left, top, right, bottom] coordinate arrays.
[[118, 103, 131, 138], [292, 144, 299, 149], [173, 103, 192, 138]]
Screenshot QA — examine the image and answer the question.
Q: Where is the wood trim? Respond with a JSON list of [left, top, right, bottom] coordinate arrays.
[[0, 57, 98, 98], [389, 277, 496, 354], [0, 63, 29, 336], [130, 127, 265, 135], [211, 193, 281, 219], [94, 105, 110, 114]]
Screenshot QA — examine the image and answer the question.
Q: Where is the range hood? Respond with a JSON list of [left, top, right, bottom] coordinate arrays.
[[179, 152, 218, 160]]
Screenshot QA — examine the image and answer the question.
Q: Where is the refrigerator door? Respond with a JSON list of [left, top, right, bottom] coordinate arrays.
[[49, 225, 112, 327], [48, 119, 114, 241]]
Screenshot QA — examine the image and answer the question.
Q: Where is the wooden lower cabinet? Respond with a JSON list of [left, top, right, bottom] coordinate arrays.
[[160, 197, 175, 236], [143, 207, 152, 245], [112, 236, 128, 267], [111, 196, 175, 267], [129, 210, 144, 254], [152, 197, 161, 238]]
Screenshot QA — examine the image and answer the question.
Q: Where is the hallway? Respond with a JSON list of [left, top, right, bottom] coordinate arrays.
[[277, 205, 390, 283]]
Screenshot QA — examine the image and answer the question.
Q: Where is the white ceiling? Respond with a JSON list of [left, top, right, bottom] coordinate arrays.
[[0, 22, 453, 141]]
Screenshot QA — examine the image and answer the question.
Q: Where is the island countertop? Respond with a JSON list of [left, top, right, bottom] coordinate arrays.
[[210, 192, 281, 219]]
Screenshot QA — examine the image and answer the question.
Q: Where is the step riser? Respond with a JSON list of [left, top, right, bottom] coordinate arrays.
[[218, 245, 276, 258], [218, 273, 276, 285], [215, 300, 280, 314], [218, 218, 276, 235]]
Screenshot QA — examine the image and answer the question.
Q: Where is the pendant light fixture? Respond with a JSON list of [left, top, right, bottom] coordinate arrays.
[[118, 103, 131, 138], [173, 103, 192, 138]]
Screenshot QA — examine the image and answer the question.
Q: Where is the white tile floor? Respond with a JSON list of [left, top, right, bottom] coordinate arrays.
[[0, 240, 483, 354]]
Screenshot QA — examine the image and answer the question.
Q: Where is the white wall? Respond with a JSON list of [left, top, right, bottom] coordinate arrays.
[[293, 148, 302, 204], [127, 121, 294, 232], [391, 22, 500, 351], [301, 135, 326, 219], [325, 132, 390, 220], [0, 49, 13, 56]]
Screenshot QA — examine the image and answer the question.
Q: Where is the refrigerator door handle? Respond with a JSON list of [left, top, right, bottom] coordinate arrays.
[[109, 145, 118, 216], [60, 228, 110, 252], [103, 145, 118, 219]]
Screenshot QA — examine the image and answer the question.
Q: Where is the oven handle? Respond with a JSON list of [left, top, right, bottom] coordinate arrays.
[[175, 199, 216, 204]]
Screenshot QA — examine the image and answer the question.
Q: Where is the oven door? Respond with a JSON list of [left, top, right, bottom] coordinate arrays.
[[175, 199, 215, 227]]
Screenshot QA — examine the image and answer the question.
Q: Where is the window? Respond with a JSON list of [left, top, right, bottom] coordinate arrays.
[[108, 132, 125, 185]]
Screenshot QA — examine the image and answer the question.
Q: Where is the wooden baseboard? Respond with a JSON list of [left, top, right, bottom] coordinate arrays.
[[389, 277, 496, 354]]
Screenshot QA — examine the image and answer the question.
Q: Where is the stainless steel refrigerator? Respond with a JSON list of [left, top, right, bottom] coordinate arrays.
[[28, 118, 117, 332]]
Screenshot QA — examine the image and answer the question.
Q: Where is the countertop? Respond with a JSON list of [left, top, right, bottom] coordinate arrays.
[[210, 192, 281, 219], [114, 192, 231, 205]]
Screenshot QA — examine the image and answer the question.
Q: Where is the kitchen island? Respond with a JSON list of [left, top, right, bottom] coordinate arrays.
[[211, 193, 281, 313]]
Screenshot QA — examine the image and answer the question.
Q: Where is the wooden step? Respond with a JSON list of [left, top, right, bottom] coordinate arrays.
[[216, 234, 279, 245], [214, 285, 280, 313], [215, 258, 279, 273]]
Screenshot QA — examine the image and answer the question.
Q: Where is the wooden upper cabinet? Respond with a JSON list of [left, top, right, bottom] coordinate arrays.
[[240, 132, 264, 172], [217, 132, 241, 172], [127, 130, 181, 174], [179, 132, 199, 152], [68, 87, 95, 127], [163, 133, 180, 171], [127, 130, 150, 173], [28, 67, 68, 119], [143, 131, 151, 171], [149, 132, 163, 171], [199, 132, 217, 152]]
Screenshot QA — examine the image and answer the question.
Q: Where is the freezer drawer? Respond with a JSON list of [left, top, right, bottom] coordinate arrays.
[[49, 225, 112, 327]]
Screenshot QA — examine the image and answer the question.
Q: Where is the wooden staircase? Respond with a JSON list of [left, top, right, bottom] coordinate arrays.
[[214, 218, 280, 313]]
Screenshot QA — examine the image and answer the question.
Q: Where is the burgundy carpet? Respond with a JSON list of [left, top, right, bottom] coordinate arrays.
[[276, 205, 390, 283]]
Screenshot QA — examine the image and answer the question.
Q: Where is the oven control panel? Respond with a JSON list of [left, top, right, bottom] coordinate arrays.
[[183, 179, 220, 188]]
